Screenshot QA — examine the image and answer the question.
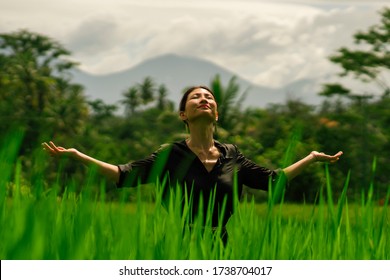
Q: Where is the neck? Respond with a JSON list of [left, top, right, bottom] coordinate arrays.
[[187, 122, 215, 150]]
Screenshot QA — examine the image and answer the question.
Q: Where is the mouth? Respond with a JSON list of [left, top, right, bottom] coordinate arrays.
[[197, 105, 210, 109]]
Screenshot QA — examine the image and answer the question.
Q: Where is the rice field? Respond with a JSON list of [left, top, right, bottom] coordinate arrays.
[[0, 131, 389, 260]]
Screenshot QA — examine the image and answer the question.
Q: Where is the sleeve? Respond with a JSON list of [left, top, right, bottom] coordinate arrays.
[[117, 154, 156, 188], [116, 143, 172, 188], [235, 146, 286, 191]]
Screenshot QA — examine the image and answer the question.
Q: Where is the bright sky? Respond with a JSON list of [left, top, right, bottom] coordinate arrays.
[[1, 0, 388, 88]]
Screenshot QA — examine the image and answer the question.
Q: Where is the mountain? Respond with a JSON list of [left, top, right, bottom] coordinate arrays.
[[71, 54, 323, 110]]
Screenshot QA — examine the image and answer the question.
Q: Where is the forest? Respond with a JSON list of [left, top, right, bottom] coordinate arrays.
[[1, 7, 389, 204]]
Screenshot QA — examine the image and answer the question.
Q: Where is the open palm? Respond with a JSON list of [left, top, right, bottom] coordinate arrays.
[[311, 151, 343, 163], [42, 141, 78, 158]]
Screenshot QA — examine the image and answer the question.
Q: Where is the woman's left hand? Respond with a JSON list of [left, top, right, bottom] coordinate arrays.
[[310, 151, 343, 163]]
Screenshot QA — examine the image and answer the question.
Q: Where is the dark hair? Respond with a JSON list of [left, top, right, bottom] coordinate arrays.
[[179, 85, 215, 112]]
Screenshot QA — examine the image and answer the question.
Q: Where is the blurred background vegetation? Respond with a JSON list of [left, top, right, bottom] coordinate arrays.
[[1, 7, 389, 204]]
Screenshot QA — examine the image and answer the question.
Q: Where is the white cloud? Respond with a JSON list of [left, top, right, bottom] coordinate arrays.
[[1, 0, 388, 88], [243, 6, 384, 87]]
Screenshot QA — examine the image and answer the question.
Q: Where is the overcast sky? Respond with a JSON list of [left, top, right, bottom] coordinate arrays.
[[1, 0, 388, 88]]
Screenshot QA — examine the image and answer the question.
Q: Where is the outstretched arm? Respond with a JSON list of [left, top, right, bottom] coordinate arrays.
[[42, 141, 120, 183], [283, 151, 343, 181]]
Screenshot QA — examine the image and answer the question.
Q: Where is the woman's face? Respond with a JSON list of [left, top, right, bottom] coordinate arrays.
[[180, 88, 218, 124]]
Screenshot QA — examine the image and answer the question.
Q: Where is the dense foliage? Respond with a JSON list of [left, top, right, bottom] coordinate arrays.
[[1, 8, 389, 203]]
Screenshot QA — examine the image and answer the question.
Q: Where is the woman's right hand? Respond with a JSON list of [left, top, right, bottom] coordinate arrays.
[[42, 141, 120, 183], [42, 141, 78, 159]]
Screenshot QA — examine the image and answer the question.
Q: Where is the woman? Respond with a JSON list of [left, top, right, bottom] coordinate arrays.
[[42, 85, 343, 242]]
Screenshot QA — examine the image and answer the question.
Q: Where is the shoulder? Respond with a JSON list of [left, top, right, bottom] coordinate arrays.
[[214, 140, 240, 158], [155, 140, 187, 154], [157, 143, 172, 152]]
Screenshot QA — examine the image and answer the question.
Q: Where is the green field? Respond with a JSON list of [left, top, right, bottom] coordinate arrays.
[[1, 182, 389, 260], [0, 131, 389, 260]]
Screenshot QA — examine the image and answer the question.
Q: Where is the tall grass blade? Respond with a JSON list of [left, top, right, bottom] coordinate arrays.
[[336, 170, 350, 226], [0, 129, 24, 199]]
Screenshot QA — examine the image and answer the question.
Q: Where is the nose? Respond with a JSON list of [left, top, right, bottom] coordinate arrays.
[[199, 95, 209, 103]]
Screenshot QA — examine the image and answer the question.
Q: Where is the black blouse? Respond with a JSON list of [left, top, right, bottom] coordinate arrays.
[[117, 140, 281, 227]]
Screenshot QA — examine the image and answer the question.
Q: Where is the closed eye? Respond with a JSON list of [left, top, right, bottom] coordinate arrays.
[[190, 93, 215, 101]]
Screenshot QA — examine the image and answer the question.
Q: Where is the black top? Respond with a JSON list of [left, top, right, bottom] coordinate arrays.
[[117, 140, 281, 227]]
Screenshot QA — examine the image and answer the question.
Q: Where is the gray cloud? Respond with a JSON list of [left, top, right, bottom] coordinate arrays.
[[3, 0, 385, 88], [122, 4, 384, 86], [66, 16, 122, 55]]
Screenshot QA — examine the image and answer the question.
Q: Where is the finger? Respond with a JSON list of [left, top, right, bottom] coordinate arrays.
[[41, 142, 59, 157], [329, 153, 342, 163], [318, 154, 337, 163], [42, 142, 54, 152], [332, 151, 343, 159], [49, 141, 59, 151], [335, 151, 343, 157]]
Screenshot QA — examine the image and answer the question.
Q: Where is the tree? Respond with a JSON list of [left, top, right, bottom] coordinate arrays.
[[318, 8, 390, 195], [321, 7, 390, 97], [88, 99, 118, 120], [0, 29, 88, 152], [157, 84, 169, 111], [210, 75, 248, 132], [52, 81, 89, 136], [0, 29, 78, 114], [138, 76, 155, 105], [121, 86, 141, 116]]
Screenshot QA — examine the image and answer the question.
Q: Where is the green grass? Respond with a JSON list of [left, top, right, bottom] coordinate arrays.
[[1, 172, 389, 260], [1, 192, 389, 260], [0, 130, 389, 260]]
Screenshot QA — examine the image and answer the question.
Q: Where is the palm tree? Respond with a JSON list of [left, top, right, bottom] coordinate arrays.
[[88, 99, 118, 121], [0, 30, 78, 116], [210, 74, 248, 131], [157, 84, 170, 111], [0, 29, 81, 151], [121, 86, 141, 116], [138, 76, 155, 105]]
